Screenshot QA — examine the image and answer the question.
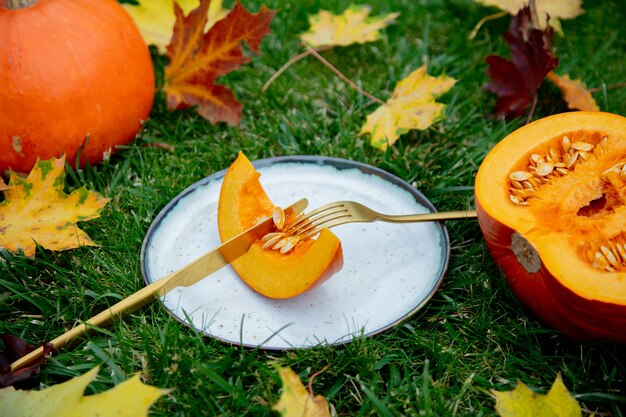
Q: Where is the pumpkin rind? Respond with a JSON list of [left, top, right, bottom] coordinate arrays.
[[475, 112, 626, 342], [0, 0, 155, 172], [217, 152, 343, 299]]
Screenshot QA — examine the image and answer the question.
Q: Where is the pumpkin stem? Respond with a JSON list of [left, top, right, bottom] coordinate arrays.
[[5, 0, 37, 8]]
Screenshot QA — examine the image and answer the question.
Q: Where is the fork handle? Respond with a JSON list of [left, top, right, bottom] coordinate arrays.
[[378, 210, 478, 223]]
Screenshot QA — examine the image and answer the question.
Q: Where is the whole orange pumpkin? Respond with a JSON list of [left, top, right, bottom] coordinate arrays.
[[0, 0, 155, 173]]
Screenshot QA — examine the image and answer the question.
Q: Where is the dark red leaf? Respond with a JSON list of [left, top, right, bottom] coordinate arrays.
[[485, 6, 559, 119], [0, 334, 51, 388]]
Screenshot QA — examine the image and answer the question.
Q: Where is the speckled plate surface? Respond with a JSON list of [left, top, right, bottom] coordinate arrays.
[[141, 156, 450, 349]]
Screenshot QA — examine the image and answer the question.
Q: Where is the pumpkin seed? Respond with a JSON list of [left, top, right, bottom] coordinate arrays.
[[272, 207, 286, 230], [535, 163, 555, 177], [510, 171, 532, 181]]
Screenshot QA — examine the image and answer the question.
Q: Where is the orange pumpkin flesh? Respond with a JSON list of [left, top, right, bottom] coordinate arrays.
[[0, 0, 155, 173], [475, 112, 626, 342], [217, 152, 343, 299]]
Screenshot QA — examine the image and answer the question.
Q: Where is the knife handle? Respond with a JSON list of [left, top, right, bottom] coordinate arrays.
[[9, 278, 169, 372]]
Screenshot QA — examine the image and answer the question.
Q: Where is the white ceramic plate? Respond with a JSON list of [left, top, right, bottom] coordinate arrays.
[[141, 156, 450, 349]]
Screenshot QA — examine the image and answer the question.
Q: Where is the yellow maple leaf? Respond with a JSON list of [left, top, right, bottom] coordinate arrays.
[[493, 374, 582, 417], [547, 72, 599, 112], [0, 366, 168, 417], [0, 157, 109, 257], [300, 5, 399, 48], [124, 0, 228, 54], [359, 66, 456, 150], [475, 0, 583, 31], [273, 367, 331, 417]]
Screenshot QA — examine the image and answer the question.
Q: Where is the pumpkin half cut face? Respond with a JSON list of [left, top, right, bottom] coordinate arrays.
[[475, 112, 626, 343], [217, 152, 343, 299]]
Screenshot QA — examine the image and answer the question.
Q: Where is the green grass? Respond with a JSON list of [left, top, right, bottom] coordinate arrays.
[[2, 0, 626, 415]]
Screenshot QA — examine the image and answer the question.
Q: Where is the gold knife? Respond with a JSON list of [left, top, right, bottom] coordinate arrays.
[[10, 198, 309, 372]]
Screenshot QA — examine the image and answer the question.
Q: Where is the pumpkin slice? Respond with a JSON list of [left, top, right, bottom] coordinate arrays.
[[217, 152, 343, 298], [475, 111, 626, 343]]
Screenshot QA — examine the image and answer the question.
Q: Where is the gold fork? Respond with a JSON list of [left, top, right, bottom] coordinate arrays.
[[287, 201, 477, 239]]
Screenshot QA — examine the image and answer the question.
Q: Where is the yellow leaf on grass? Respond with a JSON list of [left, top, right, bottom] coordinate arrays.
[[0, 366, 168, 417], [300, 5, 399, 48], [475, 0, 583, 31], [359, 66, 456, 150], [493, 374, 582, 417], [273, 367, 331, 417], [124, 0, 228, 54], [0, 157, 109, 257], [547, 72, 599, 112]]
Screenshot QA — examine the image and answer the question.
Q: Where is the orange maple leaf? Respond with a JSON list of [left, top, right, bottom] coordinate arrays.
[[164, 0, 274, 125]]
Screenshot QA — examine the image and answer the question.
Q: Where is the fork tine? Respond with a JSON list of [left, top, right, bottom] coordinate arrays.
[[292, 210, 352, 237], [288, 202, 347, 230], [296, 217, 354, 240]]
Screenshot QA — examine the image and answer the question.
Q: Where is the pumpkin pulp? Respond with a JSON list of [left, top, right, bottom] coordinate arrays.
[[475, 112, 626, 342], [217, 152, 343, 299]]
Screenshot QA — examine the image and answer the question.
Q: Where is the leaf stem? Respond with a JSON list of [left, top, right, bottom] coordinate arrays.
[[526, 94, 538, 125], [262, 49, 315, 92], [304, 44, 384, 104], [468, 11, 508, 40]]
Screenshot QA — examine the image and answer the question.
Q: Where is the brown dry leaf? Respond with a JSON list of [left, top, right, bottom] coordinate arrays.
[[493, 374, 581, 417], [273, 367, 331, 417], [164, 0, 275, 125], [0, 157, 109, 257], [359, 65, 456, 150], [547, 72, 599, 111], [0, 366, 168, 417], [0, 176, 8, 191]]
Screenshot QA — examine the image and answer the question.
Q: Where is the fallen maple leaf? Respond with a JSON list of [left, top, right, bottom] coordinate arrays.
[[0, 366, 168, 417], [493, 374, 582, 417], [273, 367, 331, 417], [0, 157, 109, 257], [359, 65, 456, 150], [124, 0, 228, 54], [547, 72, 599, 112], [164, 0, 274, 125], [300, 5, 399, 48], [475, 0, 583, 31], [485, 5, 559, 119]]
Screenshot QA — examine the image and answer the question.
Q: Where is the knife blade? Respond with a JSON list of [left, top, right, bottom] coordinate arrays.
[[10, 198, 309, 372]]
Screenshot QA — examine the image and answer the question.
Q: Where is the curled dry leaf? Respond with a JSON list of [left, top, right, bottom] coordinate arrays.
[[300, 5, 399, 48], [164, 0, 275, 125], [0, 335, 52, 389], [124, 0, 228, 54], [359, 65, 456, 150], [475, 0, 583, 31], [0, 366, 168, 417], [0, 157, 109, 257], [547, 72, 599, 112]]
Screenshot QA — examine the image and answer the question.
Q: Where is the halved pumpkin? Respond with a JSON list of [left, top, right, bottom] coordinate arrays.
[[217, 152, 343, 298], [475, 112, 626, 343]]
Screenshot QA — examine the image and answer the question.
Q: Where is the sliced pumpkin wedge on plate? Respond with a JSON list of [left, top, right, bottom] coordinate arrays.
[[217, 152, 343, 299]]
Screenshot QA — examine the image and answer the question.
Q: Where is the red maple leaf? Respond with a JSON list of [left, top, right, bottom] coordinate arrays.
[[164, 0, 275, 125], [485, 6, 559, 119]]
